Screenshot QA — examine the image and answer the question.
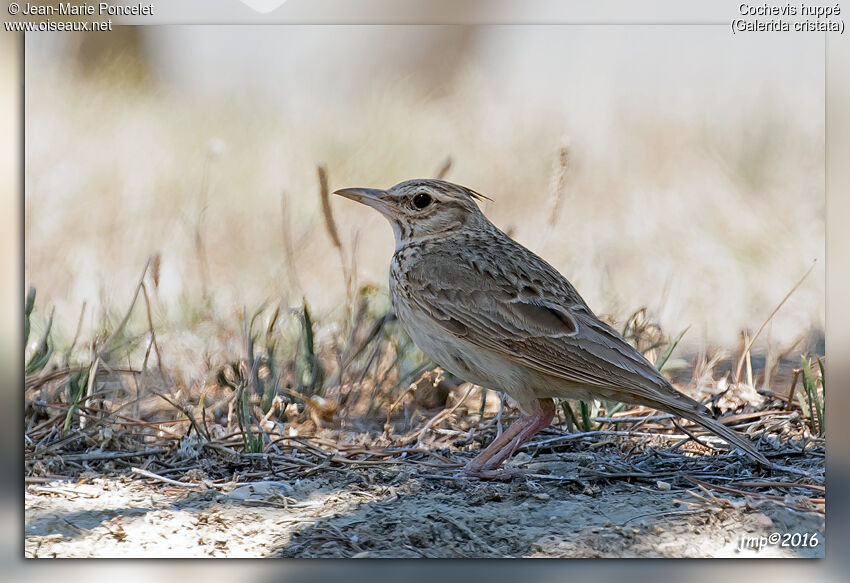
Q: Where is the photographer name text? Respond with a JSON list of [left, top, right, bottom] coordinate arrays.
[[13, 2, 153, 17]]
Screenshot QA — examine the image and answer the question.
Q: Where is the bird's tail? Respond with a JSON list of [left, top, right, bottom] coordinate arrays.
[[666, 401, 769, 466]]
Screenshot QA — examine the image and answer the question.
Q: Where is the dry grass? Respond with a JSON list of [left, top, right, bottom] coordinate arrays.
[[24, 259, 825, 513]]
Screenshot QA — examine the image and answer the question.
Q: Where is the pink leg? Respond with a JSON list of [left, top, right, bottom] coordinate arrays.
[[464, 398, 555, 479]]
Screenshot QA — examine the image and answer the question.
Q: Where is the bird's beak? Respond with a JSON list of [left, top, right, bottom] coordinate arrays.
[[333, 187, 393, 214]]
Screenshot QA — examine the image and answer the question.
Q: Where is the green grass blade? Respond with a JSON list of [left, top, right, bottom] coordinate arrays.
[[25, 286, 36, 346], [817, 357, 826, 435], [25, 308, 54, 376], [656, 326, 690, 371], [800, 356, 823, 435], [61, 368, 89, 437], [237, 385, 263, 453], [578, 400, 592, 432], [299, 301, 324, 396]]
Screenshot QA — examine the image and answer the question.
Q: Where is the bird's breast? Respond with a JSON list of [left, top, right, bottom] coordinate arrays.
[[389, 276, 540, 411]]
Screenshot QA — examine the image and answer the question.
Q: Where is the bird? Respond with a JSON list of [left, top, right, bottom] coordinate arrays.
[[334, 178, 769, 478]]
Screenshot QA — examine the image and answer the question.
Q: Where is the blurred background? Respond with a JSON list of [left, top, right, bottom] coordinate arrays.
[[25, 26, 824, 365]]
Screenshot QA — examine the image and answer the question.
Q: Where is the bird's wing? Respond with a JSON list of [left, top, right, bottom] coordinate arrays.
[[403, 246, 703, 412], [401, 241, 772, 465]]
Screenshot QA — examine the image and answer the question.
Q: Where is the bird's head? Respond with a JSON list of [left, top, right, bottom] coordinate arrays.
[[334, 179, 491, 246]]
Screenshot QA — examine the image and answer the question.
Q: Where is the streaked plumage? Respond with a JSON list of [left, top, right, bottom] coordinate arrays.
[[336, 179, 768, 476]]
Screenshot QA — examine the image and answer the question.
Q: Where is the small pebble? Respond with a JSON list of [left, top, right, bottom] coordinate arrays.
[[656, 481, 672, 491], [512, 452, 532, 464]]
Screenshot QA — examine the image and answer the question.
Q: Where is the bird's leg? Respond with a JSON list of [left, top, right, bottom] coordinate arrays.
[[464, 398, 555, 479]]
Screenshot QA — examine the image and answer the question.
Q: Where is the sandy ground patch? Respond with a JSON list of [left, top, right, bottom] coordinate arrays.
[[25, 451, 824, 558]]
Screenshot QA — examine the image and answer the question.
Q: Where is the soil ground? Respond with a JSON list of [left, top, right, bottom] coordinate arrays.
[[25, 440, 825, 558]]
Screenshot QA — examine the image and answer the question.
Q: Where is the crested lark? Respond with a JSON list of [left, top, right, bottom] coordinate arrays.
[[335, 179, 768, 478]]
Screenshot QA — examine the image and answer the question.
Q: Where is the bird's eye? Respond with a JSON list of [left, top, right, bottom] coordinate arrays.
[[413, 193, 432, 209]]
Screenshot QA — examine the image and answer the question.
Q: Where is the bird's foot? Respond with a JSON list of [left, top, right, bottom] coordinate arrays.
[[459, 398, 556, 480]]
